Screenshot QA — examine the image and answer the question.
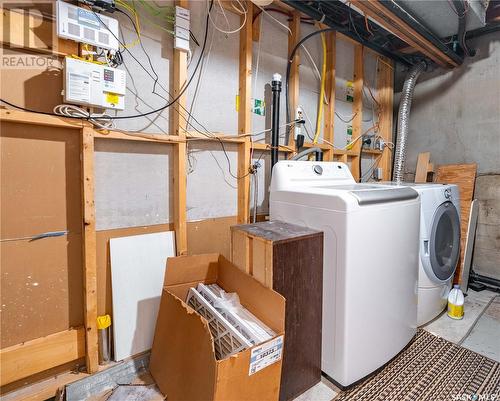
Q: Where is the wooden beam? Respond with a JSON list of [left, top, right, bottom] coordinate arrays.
[[172, 0, 189, 255], [287, 11, 300, 152], [323, 31, 336, 161], [237, 1, 253, 225], [0, 109, 83, 129], [80, 127, 99, 374], [0, 328, 85, 386], [350, 44, 364, 181], [350, 0, 458, 68], [376, 56, 394, 181], [94, 130, 182, 144]]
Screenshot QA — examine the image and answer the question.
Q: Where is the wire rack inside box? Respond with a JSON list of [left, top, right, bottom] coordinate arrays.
[[186, 288, 252, 360], [198, 283, 275, 345]]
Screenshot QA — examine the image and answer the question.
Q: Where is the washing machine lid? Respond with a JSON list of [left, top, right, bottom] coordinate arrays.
[[428, 201, 461, 280]]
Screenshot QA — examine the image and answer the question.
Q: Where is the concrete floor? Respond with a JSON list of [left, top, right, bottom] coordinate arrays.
[[293, 289, 500, 401]]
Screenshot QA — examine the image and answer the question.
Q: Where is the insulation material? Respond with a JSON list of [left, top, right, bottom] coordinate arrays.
[[94, 139, 173, 230], [110, 231, 175, 361], [186, 1, 239, 134], [186, 142, 237, 220]]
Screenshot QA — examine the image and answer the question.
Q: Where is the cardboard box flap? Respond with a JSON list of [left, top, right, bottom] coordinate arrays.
[[164, 253, 219, 286], [217, 256, 286, 333], [150, 290, 217, 400]]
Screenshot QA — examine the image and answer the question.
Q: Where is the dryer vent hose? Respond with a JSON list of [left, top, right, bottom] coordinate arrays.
[[393, 61, 427, 184]]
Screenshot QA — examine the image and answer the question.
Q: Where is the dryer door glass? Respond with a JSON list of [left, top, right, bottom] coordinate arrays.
[[429, 201, 461, 280]]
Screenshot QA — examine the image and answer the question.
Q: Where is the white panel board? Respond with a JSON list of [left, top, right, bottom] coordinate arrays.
[[110, 231, 175, 361]]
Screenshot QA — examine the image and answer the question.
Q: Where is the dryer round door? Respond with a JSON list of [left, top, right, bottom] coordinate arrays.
[[427, 201, 461, 282]]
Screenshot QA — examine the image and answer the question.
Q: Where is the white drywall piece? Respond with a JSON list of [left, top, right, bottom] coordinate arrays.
[[110, 231, 175, 361]]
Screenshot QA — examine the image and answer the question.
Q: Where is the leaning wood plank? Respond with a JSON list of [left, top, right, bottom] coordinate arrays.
[[415, 152, 431, 183], [237, 2, 253, 224], [460, 200, 479, 293], [0, 328, 85, 386], [81, 127, 99, 373], [435, 163, 477, 283]]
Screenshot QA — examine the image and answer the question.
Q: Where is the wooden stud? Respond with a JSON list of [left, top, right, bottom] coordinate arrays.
[[350, 44, 364, 181], [287, 11, 300, 152], [376, 56, 394, 181], [415, 152, 431, 183], [237, 1, 253, 225], [323, 32, 336, 161], [80, 127, 98, 374], [0, 328, 85, 386], [172, 0, 189, 255]]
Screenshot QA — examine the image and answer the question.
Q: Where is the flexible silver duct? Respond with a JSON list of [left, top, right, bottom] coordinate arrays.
[[393, 61, 427, 184], [291, 147, 323, 161]]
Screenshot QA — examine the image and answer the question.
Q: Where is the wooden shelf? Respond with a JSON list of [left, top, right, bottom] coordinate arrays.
[[362, 148, 383, 155]]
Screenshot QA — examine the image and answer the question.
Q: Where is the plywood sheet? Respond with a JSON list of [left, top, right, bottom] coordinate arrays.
[[0, 123, 83, 348], [110, 232, 175, 361], [0, 122, 82, 238], [187, 216, 237, 259], [435, 163, 477, 283], [0, 234, 83, 348]]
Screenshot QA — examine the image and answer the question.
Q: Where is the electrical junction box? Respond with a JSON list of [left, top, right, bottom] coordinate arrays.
[[63, 57, 126, 110], [56, 0, 119, 51], [174, 6, 190, 52]]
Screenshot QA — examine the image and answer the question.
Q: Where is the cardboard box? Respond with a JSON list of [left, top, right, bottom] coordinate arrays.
[[150, 254, 286, 401]]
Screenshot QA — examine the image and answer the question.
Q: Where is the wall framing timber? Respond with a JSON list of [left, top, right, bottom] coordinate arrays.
[[0, 0, 395, 397]]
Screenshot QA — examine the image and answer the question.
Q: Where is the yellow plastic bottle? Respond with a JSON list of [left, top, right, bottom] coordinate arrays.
[[447, 285, 464, 320]]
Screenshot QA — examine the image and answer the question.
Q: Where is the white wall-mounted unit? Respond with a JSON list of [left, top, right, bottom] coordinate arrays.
[[64, 57, 126, 110], [56, 0, 119, 51], [174, 5, 190, 52]]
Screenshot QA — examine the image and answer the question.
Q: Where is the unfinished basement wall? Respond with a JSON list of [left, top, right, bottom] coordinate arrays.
[[0, 1, 386, 348], [396, 32, 500, 281]]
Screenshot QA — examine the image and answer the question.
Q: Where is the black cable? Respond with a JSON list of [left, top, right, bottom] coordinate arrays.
[[115, 8, 162, 96], [89, 3, 212, 120], [110, 5, 216, 139]]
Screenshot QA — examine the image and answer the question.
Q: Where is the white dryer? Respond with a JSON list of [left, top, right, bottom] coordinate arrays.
[[411, 183, 461, 326], [270, 161, 420, 388]]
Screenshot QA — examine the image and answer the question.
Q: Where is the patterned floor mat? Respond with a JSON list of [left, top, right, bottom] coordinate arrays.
[[335, 329, 500, 401]]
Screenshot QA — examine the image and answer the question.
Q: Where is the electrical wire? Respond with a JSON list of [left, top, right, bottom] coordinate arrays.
[[53, 105, 114, 129], [208, 0, 247, 35], [312, 30, 327, 144]]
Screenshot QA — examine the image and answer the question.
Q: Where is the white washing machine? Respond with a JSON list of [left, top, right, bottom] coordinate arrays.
[[412, 183, 461, 325], [269, 161, 420, 388]]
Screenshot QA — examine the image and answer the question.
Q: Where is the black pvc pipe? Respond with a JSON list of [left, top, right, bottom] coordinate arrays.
[[271, 74, 282, 172]]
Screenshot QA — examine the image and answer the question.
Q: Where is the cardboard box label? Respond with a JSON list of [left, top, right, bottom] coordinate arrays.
[[248, 335, 284, 376]]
